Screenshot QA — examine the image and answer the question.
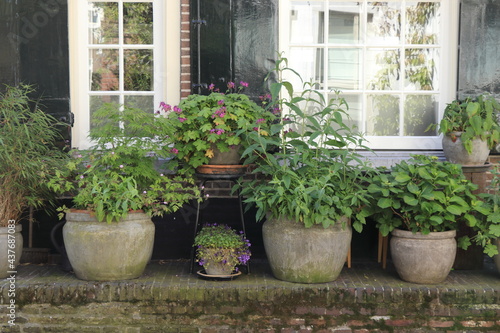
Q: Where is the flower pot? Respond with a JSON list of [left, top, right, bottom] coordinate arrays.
[[200, 248, 236, 275], [442, 132, 490, 165], [196, 164, 247, 175], [208, 144, 242, 165], [390, 229, 457, 284], [262, 216, 351, 283], [63, 210, 155, 281], [0, 225, 23, 279]]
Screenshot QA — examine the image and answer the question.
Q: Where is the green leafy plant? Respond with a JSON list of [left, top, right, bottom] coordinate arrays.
[[159, 82, 276, 171], [237, 56, 374, 231], [433, 95, 500, 154], [194, 223, 251, 271], [362, 155, 487, 241], [48, 103, 201, 223], [0, 84, 68, 226]]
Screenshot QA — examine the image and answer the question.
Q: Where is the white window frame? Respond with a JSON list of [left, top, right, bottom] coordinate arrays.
[[69, 0, 180, 149], [279, 0, 459, 150]]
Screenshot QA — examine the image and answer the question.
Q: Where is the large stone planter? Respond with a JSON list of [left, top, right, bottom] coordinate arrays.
[[390, 229, 457, 284], [262, 216, 351, 283], [0, 225, 23, 279], [442, 132, 490, 165], [63, 210, 155, 281]]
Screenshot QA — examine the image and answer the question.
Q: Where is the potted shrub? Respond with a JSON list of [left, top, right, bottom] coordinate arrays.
[[237, 56, 374, 283], [48, 103, 200, 281], [435, 94, 500, 165], [193, 223, 251, 277], [0, 84, 68, 278], [158, 81, 275, 174], [362, 155, 486, 284]]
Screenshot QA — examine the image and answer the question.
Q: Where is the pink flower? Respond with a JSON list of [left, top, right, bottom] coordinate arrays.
[[159, 102, 172, 112], [256, 118, 265, 124], [217, 100, 224, 105], [171, 148, 179, 154], [208, 83, 215, 91], [240, 81, 249, 88], [227, 81, 235, 89], [119, 165, 124, 168], [178, 117, 187, 123], [173, 106, 182, 114]]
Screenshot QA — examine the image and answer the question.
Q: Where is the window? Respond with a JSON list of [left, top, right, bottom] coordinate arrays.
[[279, 0, 459, 150], [69, 0, 179, 149]]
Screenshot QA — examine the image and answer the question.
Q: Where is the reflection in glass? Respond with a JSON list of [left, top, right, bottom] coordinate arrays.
[[328, 2, 361, 44], [124, 2, 153, 44], [90, 49, 119, 91], [366, 94, 400, 136], [89, 2, 118, 44], [334, 94, 362, 131], [124, 49, 154, 91], [366, 48, 401, 90], [328, 48, 360, 90], [290, 1, 325, 44], [289, 48, 324, 89], [367, 2, 401, 45], [406, 2, 440, 44], [404, 95, 437, 136], [405, 48, 439, 91], [124, 96, 154, 114], [90, 95, 120, 130]]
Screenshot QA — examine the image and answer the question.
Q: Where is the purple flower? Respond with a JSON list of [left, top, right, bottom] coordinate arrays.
[[239, 81, 249, 88], [217, 100, 224, 105], [256, 118, 265, 124], [159, 102, 172, 112], [178, 117, 187, 123], [171, 148, 179, 154], [227, 81, 235, 89], [208, 83, 215, 91], [173, 106, 182, 114]]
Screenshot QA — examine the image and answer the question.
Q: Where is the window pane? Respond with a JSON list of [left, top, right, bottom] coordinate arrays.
[[90, 49, 119, 91], [366, 48, 401, 90], [328, 2, 361, 44], [404, 94, 438, 136], [289, 48, 324, 88], [367, 2, 401, 45], [90, 95, 120, 129], [406, 2, 440, 44], [290, 1, 325, 44], [89, 2, 118, 44], [124, 95, 154, 114], [124, 49, 154, 91], [366, 94, 400, 136], [124, 2, 153, 45], [405, 48, 439, 91], [328, 48, 360, 90], [336, 94, 362, 131]]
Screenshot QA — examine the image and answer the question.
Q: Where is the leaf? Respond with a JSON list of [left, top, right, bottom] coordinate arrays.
[[377, 197, 392, 209], [403, 195, 418, 206], [446, 205, 463, 215]]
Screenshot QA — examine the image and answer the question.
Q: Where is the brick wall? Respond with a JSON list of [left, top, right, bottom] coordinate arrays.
[[180, 0, 191, 99]]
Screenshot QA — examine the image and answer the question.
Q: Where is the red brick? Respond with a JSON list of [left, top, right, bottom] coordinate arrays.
[[385, 319, 415, 327], [460, 320, 478, 327], [428, 320, 454, 328]]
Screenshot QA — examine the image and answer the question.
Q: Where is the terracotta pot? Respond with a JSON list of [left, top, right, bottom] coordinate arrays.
[[262, 216, 351, 283], [0, 225, 23, 279], [196, 164, 247, 175], [208, 144, 242, 165], [63, 210, 154, 281], [442, 132, 490, 166], [390, 229, 457, 284]]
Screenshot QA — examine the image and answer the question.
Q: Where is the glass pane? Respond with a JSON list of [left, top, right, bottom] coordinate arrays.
[[90, 49, 119, 91], [367, 2, 402, 45], [89, 95, 120, 129], [89, 2, 118, 44], [124, 2, 153, 44], [328, 2, 361, 44], [366, 94, 400, 136], [335, 94, 362, 131], [405, 48, 439, 91], [406, 2, 440, 44], [290, 1, 325, 44], [404, 95, 438, 136], [328, 48, 360, 90], [366, 48, 401, 90], [124, 95, 154, 114], [289, 48, 324, 89], [124, 49, 154, 91]]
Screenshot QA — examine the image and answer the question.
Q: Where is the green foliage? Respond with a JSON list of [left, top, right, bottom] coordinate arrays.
[[160, 82, 276, 172], [193, 224, 251, 271], [362, 155, 486, 240], [237, 55, 374, 231], [0, 84, 68, 226], [48, 103, 200, 223], [434, 95, 500, 154]]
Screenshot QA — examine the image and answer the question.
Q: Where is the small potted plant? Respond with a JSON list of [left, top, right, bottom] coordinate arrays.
[[434, 94, 500, 165], [362, 155, 487, 284], [158, 81, 276, 174], [0, 84, 68, 278], [48, 103, 201, 281], [193, 223, 251, 276], [237, 56, 374, 283]]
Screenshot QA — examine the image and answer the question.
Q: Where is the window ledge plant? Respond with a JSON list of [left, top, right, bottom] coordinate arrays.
[[159, 82, 276, 172], [194, 223, 251, 274], [48, 103, 201, 223]]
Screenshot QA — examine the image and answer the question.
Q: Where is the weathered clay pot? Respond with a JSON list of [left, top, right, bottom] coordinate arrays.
[[390, 229, 457, 284], [208, 144, 241, 165], [202, 248, 235, 275], [494, 238, 500, 276], [0, 225, 23, 279], [442, 132, 490, 165], [63, 210, 155, 281], [262, 216, 351, 283]]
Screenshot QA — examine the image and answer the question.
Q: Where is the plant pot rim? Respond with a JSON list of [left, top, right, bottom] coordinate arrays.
[[391, 228, 456, 239]]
